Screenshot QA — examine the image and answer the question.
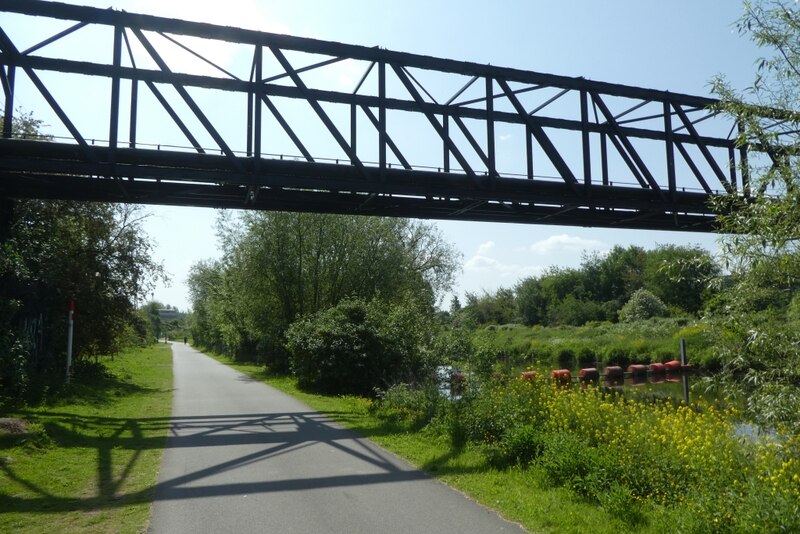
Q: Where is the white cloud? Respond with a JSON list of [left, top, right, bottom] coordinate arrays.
[[464, 255, 542, 279], [530, 234, 607, 255], [477, 240, 495, 255], [499, 134, 512, 142]]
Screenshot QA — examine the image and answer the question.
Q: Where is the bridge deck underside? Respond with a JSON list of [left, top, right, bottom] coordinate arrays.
[[0, 139, 714, 231]]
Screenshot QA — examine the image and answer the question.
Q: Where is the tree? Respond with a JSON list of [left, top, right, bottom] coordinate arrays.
[[548, 295, 608, 326], [618, 289, 669, 322], [1, 111, 165, 407], [515, 277, 547, 326], [140, 300, 164, 342], [460, 289, 518, 326], [285, 297, 436, 396], [581, 246, 646, 306], [513, 245, 706, 327], [187, 212, 460, 366], [643, 245, 721, 315], [710, 0, 800, 430]]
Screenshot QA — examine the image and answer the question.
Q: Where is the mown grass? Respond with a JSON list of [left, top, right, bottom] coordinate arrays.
[[0, 344, 173, 534]]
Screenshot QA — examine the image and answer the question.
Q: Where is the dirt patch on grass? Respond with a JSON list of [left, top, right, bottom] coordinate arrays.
[[0, 418, 29, 434]]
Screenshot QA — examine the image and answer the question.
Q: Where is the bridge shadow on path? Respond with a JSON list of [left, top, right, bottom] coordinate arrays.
[[0, 410, 429, 514], [153, 410, 430, 501]]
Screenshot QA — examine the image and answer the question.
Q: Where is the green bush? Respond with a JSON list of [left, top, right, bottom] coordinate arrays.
[[556, 348, 576, 370], [603, 345, 632, 367], [484, 423, 546, 468], [538, 432, 616, 498], [619, 288, 669, 322], [372, 383, 445, 430], [432, 328, 474, 365], [526, 340, 555, 363], [468, 344, 500, 378], [452, 376, 550, 445], [598, 482, 648, 527], [286, 297, 435, 396], [0, 335, 29, 409], [576, 347, 596, 368]]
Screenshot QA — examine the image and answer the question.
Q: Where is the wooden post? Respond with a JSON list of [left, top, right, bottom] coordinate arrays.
[[680, 338, 689, 404]]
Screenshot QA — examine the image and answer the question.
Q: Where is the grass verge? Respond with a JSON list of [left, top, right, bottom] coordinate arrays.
[[0, 344, 173, 534], [206, 353, 640, 534]]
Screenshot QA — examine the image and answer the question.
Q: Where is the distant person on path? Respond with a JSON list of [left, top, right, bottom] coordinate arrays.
[[184, 336, 187, 344]]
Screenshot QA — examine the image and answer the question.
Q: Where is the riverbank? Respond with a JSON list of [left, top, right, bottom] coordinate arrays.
[[209, 352, 800, 533]]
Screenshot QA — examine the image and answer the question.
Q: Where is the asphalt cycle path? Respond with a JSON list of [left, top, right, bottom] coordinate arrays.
[[148, 342, 524, 533]]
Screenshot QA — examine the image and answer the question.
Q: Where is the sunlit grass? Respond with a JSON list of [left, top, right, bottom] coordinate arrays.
[[0, 345, 173, 534]]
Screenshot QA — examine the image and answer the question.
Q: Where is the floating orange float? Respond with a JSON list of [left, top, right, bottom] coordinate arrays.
[[604, 366, 624, 386], [579, 368, 599, 389], [550, 369, 572, 387], [650, 363, 666, 383], [628, 374, 647, 386], [520, 370, 538, 381], [628, 364, 648, 376], [579, 368, 599, 382]]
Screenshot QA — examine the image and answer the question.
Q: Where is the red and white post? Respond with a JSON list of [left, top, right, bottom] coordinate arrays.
[[66, 298, 74, 383]]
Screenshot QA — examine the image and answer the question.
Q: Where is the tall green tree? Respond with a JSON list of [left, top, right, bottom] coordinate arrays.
[[2, 201, 163, 356], [460, 288, 518, 327], [710, 0, 800, 430], [187, 211, 460, 368], [1, 112, 165, 406], [643, 244, 720, 314]]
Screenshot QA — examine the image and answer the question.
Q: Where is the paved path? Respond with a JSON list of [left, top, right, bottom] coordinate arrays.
[[148, 343, 523, 533]]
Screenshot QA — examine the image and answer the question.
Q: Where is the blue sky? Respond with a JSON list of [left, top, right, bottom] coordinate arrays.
[[2, 1, 762, 310]]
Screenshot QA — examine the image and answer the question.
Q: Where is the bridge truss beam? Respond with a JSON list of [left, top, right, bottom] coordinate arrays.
[[0, 0, 757, 231]]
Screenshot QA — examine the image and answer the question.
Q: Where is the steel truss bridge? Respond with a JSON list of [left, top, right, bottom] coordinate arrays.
[[0, 0, 764, 231]]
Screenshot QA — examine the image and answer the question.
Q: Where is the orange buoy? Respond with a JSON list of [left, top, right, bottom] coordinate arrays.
[[579, 368, 599, 381], [520, 370, 538, 381], [550, 369, 572, 387], [627, 364, 648, 376], [664, 360, 681, 371], [604, 365, 624, 386], [649, 363, 666, 383], [579, 368, 599, 389]]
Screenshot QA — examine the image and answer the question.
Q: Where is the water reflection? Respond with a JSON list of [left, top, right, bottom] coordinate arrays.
[[581, 364, 695, 405]]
